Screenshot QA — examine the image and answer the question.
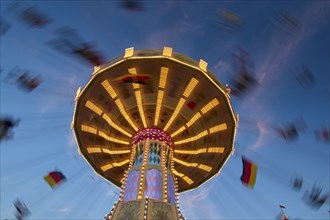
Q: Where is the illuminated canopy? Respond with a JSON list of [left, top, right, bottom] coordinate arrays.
[[72, 47, 238, 192]]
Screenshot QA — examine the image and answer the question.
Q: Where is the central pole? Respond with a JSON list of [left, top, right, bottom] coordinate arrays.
[[105, 128, 184, 220]]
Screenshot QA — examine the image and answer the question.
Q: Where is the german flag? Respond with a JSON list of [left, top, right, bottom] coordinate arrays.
[[44, 171, 66, 189], [240, 157, 257, 189]]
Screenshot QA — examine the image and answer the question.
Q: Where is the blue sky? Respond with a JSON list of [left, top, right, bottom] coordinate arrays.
[[1, 0, 329, 219]]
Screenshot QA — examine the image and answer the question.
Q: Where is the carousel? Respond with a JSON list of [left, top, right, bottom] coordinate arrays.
[[72, 47, 238, 219]]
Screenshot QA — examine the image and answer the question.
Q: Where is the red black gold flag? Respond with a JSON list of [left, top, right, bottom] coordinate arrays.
[[240, 157, 258, 189], [44, 171, 66, 189]]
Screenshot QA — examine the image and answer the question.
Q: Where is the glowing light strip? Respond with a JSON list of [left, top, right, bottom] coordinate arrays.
[[172, 169, 194, 185], [182, 176, 194, 185], [101, 164, 113, 171], [135, 90, 147, 128], [172, 169, 185, 177], [85, 100, 102, 116], [128, 68, 147, 128], [81, 125, 130, 145], [112, 159, 130, 167], [154, 67, 168, 126], [201, 98, 219, 114], [85, 100, 132, 137], [174, 123, 227, 145], [102, 148, 131, 155], [198, 164, 212, 172], [101, 80, 117, 99], [102, 79, 138, 131], [186, 112, 201, 128], [164, 78, 198, 131], [115, 99, 138, 131], [174, 148, 207, 154], [183, 78, 198, 98], [98, 131, 130, 145], [174, 147, 224, 154], [154, 90, 164, 126], [207, 147, 225, 153], [159, 67, 168, 89], [101, 159, 130, 171], [174, 130, 208, 145], [102, 114, 132, 137], [209, 123, 227, 133], [173, 157, 212, 173], [170, 98, 219, 137], [81, 125, 97, 134], [164, 98, 185, 131], [171, 126, 186, 138], [87, 147, 131, 155], [87, 147, 102, 153], [173, 157, 198, 167]]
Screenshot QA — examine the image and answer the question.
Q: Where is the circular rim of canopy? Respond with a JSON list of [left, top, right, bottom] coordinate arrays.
[[72, 47, 238, 193]]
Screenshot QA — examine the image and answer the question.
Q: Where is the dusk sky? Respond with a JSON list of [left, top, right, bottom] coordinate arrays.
[[1, 1, 329, 219]]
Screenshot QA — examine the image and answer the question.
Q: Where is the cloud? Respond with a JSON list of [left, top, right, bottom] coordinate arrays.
[[255, 1, 329, 87], [107, 189, 119, 197], [236, 2, 329, 140], [140, 4, 209, 51], [211, 60, 231, 73], [251, 121, 269, 150], [59, 207, 71, 213], [180, 182, 226, 219], [181, 183, 213, 209], [67, 133, 77, 149]]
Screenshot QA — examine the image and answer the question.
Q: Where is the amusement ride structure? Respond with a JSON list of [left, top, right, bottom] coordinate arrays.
[[72, 47, 238, 219]]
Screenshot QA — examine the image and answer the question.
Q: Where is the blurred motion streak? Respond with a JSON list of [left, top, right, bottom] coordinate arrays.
[[3, 66, 42, 92], [275, 118, 307, 143], [229, 48, 257, 98], [314, 126, 329, 144], [0, 16, 12, 36], [119, 0, 144, 11], [0, 116, 20, 141], [271, 10, 300, 34], [13, 199, 31, 220], [293, 65, 315, 89], [216, 9, 242, 31], [6, 2, 51, 28], [302, 183, 329, 210], [46, 27, 105, 66]]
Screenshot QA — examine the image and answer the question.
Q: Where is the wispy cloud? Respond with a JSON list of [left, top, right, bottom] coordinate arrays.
[[140, 4, 210, 51], [66, 132, 76, 148], [236, 2, 329, 147], [250, 121, 269, 150], [255, 1, 328, 88], [107, 188, 119, 197], [59, 207, 71, 213], [181, 182, 226, 219], [181, 182, 213, 209], [211, 59, 231, 74]]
